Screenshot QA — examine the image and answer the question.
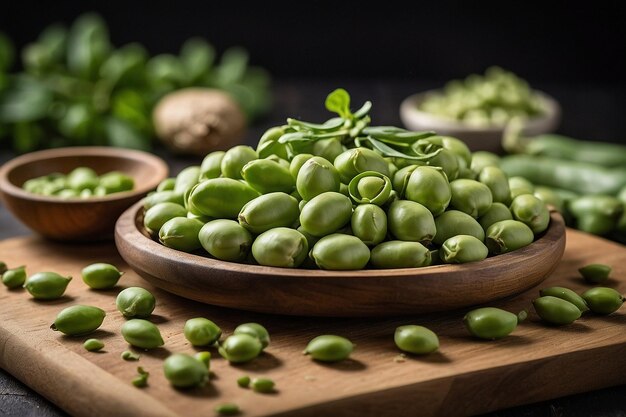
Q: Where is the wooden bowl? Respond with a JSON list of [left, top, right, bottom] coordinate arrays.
[[399, 90, 561, 153], [0, 147, 168, 241], [115, 201, 566, 317]]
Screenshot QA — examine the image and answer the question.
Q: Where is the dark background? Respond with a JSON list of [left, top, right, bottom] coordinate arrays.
[[2, 2, 626, 83], [2, 1, 626, 143]]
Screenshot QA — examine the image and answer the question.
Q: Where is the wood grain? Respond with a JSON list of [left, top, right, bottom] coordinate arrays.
[[0, 147, 168, 241], [114, 201, 566, 316], [0, 229, 625, 417]]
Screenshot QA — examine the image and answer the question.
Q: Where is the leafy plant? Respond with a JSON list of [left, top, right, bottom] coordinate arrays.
[[0, 13, 272, 153]]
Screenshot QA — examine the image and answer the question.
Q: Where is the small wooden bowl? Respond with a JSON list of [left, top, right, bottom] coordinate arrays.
[[399, 89, 561, 153], [115, 201, 566, 317], [0, 147, 168, 241]]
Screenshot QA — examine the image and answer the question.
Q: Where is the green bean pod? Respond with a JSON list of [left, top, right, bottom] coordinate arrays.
[[500, 155, 626, 195], [567, 195, 623, 235]]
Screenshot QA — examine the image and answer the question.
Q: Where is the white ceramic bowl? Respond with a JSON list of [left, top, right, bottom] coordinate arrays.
[[399, 89, 561, 153]]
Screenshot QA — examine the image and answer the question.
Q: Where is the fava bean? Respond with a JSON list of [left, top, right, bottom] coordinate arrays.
[[532, 296, 581, 325], [304, 335, 353, 362], [24, 272, 72, 300], [579, 264, 612, 284], [121, 319, 164, 349], [582, 287, 625, 315], [394, 325, 439, 354], [51, 305, 106, 336], [463, 307, 518, 340]]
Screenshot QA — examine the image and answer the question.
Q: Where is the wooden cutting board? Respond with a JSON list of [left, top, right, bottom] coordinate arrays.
[[0, 228, 625, 417]]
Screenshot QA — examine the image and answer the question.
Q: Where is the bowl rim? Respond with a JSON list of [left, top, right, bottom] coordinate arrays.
[[0, 146, 169, 204], [399, 89, 561, 134], [117, 199, 566, 278]]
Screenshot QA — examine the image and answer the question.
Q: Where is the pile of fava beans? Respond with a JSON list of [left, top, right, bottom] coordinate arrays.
[[142, 91, 551, 271]]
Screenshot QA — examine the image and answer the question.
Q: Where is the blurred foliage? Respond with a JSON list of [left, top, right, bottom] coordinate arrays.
[[0, 13, 272, 153]]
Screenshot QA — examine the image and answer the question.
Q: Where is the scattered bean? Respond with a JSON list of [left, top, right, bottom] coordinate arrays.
[[83, 338, 105, 352], [579, 264, 612, 284], [304, 335, 353, 362], [121, 319, 164, 349], [51, 305, 106, 336]]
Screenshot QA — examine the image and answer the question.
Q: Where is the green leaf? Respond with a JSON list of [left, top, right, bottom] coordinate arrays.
[[362, 126, 436, 143], [353, 101, 372, 119], [361, 136, 442, 161], [215, 47, 249, 85], [100, 43, 148, 87], [104, 116, 150, 150], [287, 117, 344, 132], [146, 54, 186, 88], [67, 13, 111, 80], [13, 122, 44, 153], [37, 24, 68, 65], [325, 88, 351, 118], [111, 89, 152, 135], [180, 37, 215, 84], [0, 32, 15, 71], [0, 76, 53, 122]]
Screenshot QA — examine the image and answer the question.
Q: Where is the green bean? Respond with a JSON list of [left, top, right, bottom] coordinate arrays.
[[500, 155, 626, 195], [578, 264, 612, 284], [2, 265, 26, 289], [121, 319, 164, 349], [251, 377, 275, 393], [539, 287, 588, 313], [83, 338, 105, 352], [132, 367, 149, 388], [394, 325, 439, 354], [234, 323, 270, 349], [194, 351, 211, 369], [532, 296, 581, 325], [184, 318, 222, 346], [582, 287, 625, 315], [237, 375, 251, 388], [304, 335, 353, 362], [23, 272, 72, 300], [121, 350, 140, 361], [218, 334, 262, 363], [215, 403, 240, 416], [81, 263, 123, 290], [163, 353, 208, 388], [503, 132, 626, 168], [463, 307, 518, 340], [116, 287, 155, 318], [51, 305, 106, 336]]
